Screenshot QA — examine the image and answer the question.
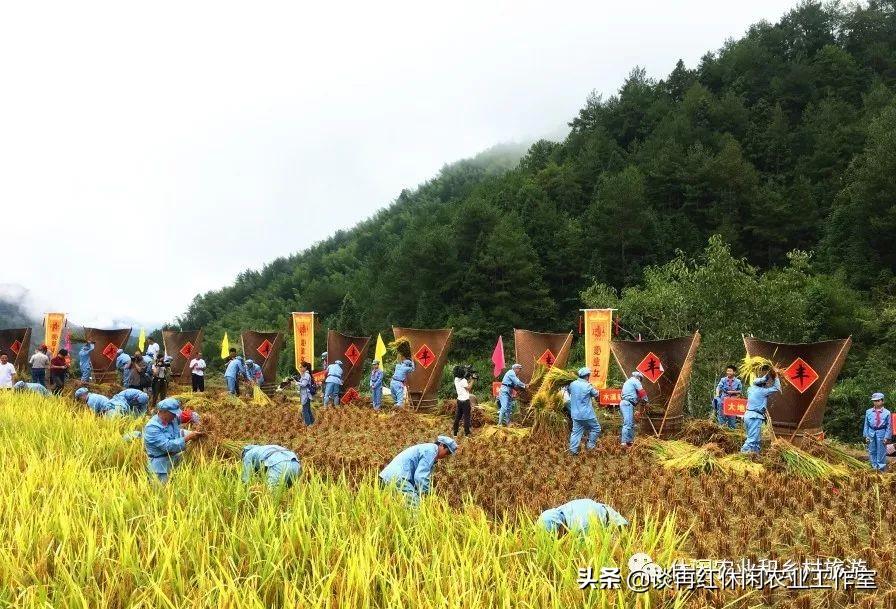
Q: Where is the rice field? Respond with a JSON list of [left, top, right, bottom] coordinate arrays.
[[1, 389, 894, 608]]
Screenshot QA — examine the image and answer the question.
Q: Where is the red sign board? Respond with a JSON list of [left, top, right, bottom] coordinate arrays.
[[784, 357, 818, 393], [599, 388, 622, 406], [9, 340, 21, 355], [102, 342, 118, 361], [636, 352, 665, 383], [257, 339, 273, 360], [537, 349, 557, 367], [415, 344, 435, 369], [312, 370, 326, 384], [179, 341, 195, 359], [344, 343, 361, 366], [341, 387, 360, 404], [723, 397, 748, 417]]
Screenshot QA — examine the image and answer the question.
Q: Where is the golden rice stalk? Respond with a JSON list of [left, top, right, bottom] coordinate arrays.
[[739, 355, 782, 385], [770, 439, 849, 480], [717, 453, 765, 476], [251, 385, 273, 407], [806, 438, 867, 471], [387, 337, 412, 361]]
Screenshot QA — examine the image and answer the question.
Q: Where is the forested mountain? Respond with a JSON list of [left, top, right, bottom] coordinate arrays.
[[179, 1, 896, 438]]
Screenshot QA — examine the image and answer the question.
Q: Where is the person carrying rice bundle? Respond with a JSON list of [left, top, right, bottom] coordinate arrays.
[[740, 369, 780, 454]]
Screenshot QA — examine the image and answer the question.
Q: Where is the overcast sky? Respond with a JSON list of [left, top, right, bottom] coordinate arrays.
[[0, 0, 798, 329]]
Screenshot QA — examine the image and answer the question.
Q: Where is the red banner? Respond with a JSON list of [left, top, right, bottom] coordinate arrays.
[[341, 387, 360, 404], [599, 388, 621, 407], [723, 397, 748, 417]]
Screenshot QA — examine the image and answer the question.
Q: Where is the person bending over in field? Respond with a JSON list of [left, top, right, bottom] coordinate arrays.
[[538, 499, 628, 536], [224, 355, 249, 396], [241, 444, 301, 488], [13, 380, 51, 396], [111, 388, 150, 415], [74, 386, 129, 417], [143, 398, 204, 483], [379, 435, 457, 507]]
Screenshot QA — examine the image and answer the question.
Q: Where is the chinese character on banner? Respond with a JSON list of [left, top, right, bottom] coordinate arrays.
[[584, 309, 612, 389], [291, 312, 315, 372], [415, 344, 435, 369], [9, 340, 21, 355], [537, 349, 556, 367], [102, 343, 118, 361], [43, 313, 66, 355], [599, 388, 621, 407], [723, 397, 748, 417], [180, 342, 195, 359], [257, 339, 273, 360], [344, 343, 361, 366], [637, 352, 665, 383], [784, 357, 819, 393]]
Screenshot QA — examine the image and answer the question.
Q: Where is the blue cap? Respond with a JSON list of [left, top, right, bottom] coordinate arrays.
[[335, 360, 343, 365], [74, 387, 89, 399], [436, 435, 458, 454], [246, 359, 254, 365], [116, 348, 123, 355], [872, 392, 885, 401], [156, 398, 182, 417], [577, 367, 591, 378], [512, 363, 522, 369], [13, 381, 25, 390], [631, 371, 642, 378]]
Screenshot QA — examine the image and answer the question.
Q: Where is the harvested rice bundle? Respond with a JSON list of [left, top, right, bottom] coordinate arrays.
[[215, 439, 244, 459], [251, 385, 273, 407], [642, 437, 698, 460], [476, 426, 530, 441], [680, 419, 743, 454], [739, 355, 781, 385], [660, 443, 722, 474], [717, 453, 765, 476], [769, 439, 849, 480], [387, 337, 412, 361], [806, 438, 867, 471]]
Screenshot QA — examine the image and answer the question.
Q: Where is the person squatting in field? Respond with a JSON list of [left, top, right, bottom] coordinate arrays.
[[143, 398, 204, 483], [379, 435, 457, 507]]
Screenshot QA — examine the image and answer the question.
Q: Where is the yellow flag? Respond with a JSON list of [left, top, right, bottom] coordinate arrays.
[[220, 332, 230, 359], [138, 328, 146, 352], [44, 313, 66, 355], [374, 333, 387, 363], [292, 312, 315, 372]]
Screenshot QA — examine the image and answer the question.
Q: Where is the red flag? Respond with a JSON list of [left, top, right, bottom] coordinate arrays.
[[491, 336, 505, 378]]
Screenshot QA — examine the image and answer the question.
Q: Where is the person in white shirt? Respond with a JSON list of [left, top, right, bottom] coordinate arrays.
[[145, 338, 160, 360], [28, 346, 50, 386], [453, 365, 476, 437], [0, 353, 17, 389], [189, 352, 206, 392]]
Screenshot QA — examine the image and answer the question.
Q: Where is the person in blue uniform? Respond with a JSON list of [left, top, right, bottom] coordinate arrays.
[[864, 392, 892, 471]]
